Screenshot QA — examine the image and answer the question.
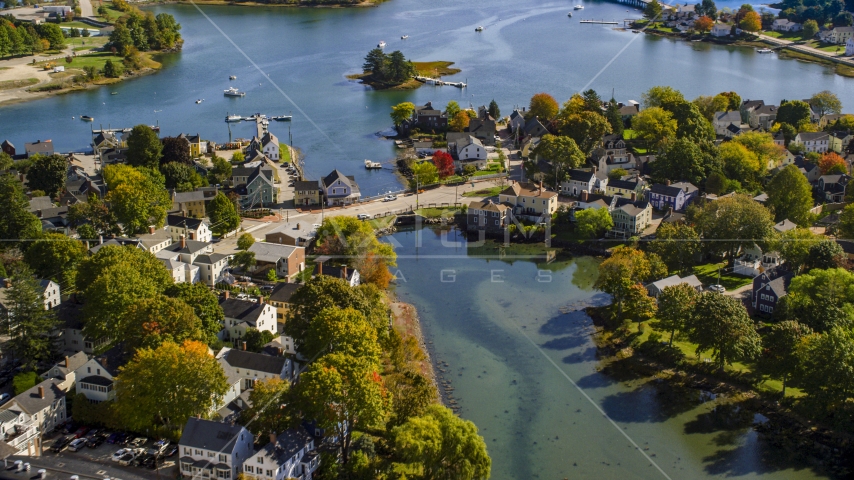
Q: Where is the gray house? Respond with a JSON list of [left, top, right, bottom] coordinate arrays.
[[179, 418, 255, 480], [321, 170, 361, 206]]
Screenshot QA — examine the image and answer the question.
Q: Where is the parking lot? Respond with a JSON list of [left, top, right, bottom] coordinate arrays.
[[23, 428, 179, 479]]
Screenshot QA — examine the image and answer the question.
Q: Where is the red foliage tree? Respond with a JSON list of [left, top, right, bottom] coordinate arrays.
[[818, 152, 847, 175], [432, 150, 455, 179]]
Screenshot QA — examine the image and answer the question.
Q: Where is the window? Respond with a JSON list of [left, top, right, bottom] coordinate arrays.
[[267, 470, 273, 476], [245, 466, 253, 473], [257, 457, 264, 464]]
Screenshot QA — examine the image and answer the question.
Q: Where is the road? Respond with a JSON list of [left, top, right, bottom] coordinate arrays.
[[756, 32, 854, 67], [79, 0, 95, 19]]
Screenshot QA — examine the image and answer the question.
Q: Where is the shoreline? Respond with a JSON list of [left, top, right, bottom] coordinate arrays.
[[145, 0, 383, 8], [389, 300, 448, 405]]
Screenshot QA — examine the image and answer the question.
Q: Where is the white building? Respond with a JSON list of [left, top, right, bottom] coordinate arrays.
[[711, 23, 734, 37], [242, 429, 320, 480], [451, 135, 488, 170], [71, 347, 125, 403], [179, 417, 254, 480], [793, 132, 830, 153], [166, 215, 212, 243], [40, 352, 89, 390], [216, 346, 295, 391], [772, 19, 802, 32], [218, 293, 278, 344], [0, 379, 67, 455]]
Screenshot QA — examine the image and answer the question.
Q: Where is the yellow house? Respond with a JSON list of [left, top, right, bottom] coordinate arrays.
[[172, 188, 217, 218], [605, 178, 645, 198], [498, 182, 558, 217], [268, 283, 301, 328], [179, 133, 206, 158]]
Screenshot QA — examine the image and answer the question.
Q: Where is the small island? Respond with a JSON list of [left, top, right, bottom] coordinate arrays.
[[347, 48, 461, 90]]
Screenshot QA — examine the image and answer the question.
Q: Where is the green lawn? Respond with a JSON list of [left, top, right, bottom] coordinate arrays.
[[622, 129, 637, 140], [66, 37, 109, 47], [0, 78, 38, 90], [462, 186, 502, 197], [806, 41, 844, 53], [415, 207, 461, 218], [94, 3, 126, 23], [761, 30, 807, 42], [279, 143, 291, 164], [61, 21, 99, 29], [39, 52, 124, 71], [692, 262, 753, 290]]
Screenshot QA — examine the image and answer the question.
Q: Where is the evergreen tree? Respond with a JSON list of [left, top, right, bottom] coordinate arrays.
[[4, 267, 59, 370], [488, 99, 500, 119], [103, 59, 120, 78], [362, 48, 387, 78], [605, 98, 624, 136]]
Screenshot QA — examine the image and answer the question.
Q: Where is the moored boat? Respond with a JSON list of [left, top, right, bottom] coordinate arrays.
[[80, 115, 94, 122], [225, 115, 242, 122], [224, 87, 245, 97], [272, 115, 292, 121], [365, 159, 382, 169], [378, 40, 386, 48], [475, 26, 484, 31], [574, 5, 584, 9], [401, 35, 409, 39]]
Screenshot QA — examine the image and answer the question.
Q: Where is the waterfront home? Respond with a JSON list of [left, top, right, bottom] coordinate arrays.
[[1, 140, 15, 157], [605, 177, 645, 198], [817, 174, 851, 202], [166, 214, 212, 243], [243, 428, 320, 480], [72, 345, 127, 402], [294, 180, 323, 206], [712, 111, 743, 136], [645, 274, 703, 298], [247, 242, 306, 280], [313, 258, 360, 287], [172, 187, 218, 218], [266, 221, 318, 247], [219, 293, 278, 344], [710, 23, 734, 37], [508, 109, 526, 133], [752, 267, 793, 315], [450, 135, 488, 170], [560, 169, 605, 197], [771, 19, 802, 32], [818, 25, 854, 43], [647, 181, 698, 212], [24, 139, 54, 158], [0, 379, 67, 455], [847, 36, 854, 55], [413, 101, 448, 131], [0, 277, 60, 312], [747, 105, 778, 130], [178, 133, 207, 158], [828, 131, 853, 153], [793, 132, 830, 153], [499, 182, 558, 219], [92, 131, 126, 160], [321, 170, 361, 206], [179, 418, 254, 480], [467, 199, 512, 233], [469, 110, 497, 146], [249, 131, 280, 162], [610, 197, 653, 236], [232, 164, 277, 208]]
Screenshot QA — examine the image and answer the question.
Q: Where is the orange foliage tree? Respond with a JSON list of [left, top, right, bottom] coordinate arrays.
[[694, 16, 714, 33], [528, 92, 559, 121], [818, 152, 847, 175], [432, 150, 455, 178], [357, 253, 393, 289]]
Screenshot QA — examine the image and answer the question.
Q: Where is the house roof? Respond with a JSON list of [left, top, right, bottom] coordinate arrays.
[[267, 222, 317, 241], [647, 274, 702, 292], [763, 271, 793, 298], [468, 199, 510, 213], [293, 180, 321, 192], [166, 215, 205, 230], [28, 196, 54, 213], [714, 111, 741, 123], [25, 140, 54, 154], [219, 298, 266, 324], [194, 253, 229, 265], [322, 169, 352, 189], [567, 169, 596, 182], [254, 428, 314, 467], [248, 242, 301, 263], [78, 375, 113, 386], [797, 132, 829, 142], [741, 100, 765, 111], [616, 201, 651, 217], [57, 301, 85, 330], [619, 104, 639, 116], [42, 351, 88, 377], [773, 219, 797, 232], [160, 239, 210, 255], [4, 379, 65, 415], [754, 105, 778, 115], [179, 417, 249, 453], [269, 283, 300, 303], [650, 183, 684, 197], [93, 344, 129, 377], [608, 178, 643, 190], [217, 347, 288, 375], [500, 182, 558, 199]]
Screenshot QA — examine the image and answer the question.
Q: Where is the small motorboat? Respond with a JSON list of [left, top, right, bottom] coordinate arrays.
[[224, 87, 245, 97], [195, 99, 203, 104], [229, 75, 237, 80], [401, 35, 409, 39], [757, 48, 773, 53], [110, 91, 118, 95], [150, 125, 160, 132], [365, 159, 382, 169], [80, 115, 94, 122], [225, 115, 242, 122], [568, 12, 572, 17], [475, 26, 484, 31], [378, 40, 386, 48], [574, 4, 584, 9], [272, 115, 292, 121]]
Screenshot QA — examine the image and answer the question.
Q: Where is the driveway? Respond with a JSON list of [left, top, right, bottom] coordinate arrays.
[[79, 0, 95, 19]]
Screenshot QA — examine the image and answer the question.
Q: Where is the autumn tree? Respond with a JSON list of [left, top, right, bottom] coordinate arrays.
[[355, 252, 394, 289], [315, 216, 396, 270], [166, 282, 224, 344], [294, 353, 388, 463], [103, 164, 171, 234], [760, 321, 812, 397], [392, 404, 491, 480], [732, 131, 786, 170], [527, 93, 559, 121], [650, 138, 716, 185], [432, 151, 455, 179], [239, 378, 291, 435], [386, 370, 436, 428], [641, 86, 685, 110], [24, 233, 87, 290], [448, 111, 470, 132], [766, 164, 814, 225], [694, 15, 714, 33], [557, 110, 612, 154], [657, 283, 700, 345], [646, 221, 701, 273], [125, 124, 162, 169], [594, 247, 666, 319], [120, 294, 204, 353], [777, 100, 812, 129], [237, 233, 255, 251], [533, 134, 585, 190], [299, 307, 381, 362], [631, 107, 677, 151], [810, 90, 842, 118], [445, 101, 461, 120], [625, 284, 657, 323], [26, 154, 67, 198], [390, 102, 415, 127], [114, 340, 228, 431], [739, 10, 761, 32], [840, 203, 854, 239], [207, 192, 241, 237], [688, 293, 761, 370], [410, 161, 439, 189], [818, 152, 847, 175]]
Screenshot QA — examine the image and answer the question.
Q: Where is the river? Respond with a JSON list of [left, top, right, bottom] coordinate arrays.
[[3, 0, 854, 196], [387, 226, 831, 479]]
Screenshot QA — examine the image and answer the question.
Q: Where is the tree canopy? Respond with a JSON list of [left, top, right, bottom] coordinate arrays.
[[24, 233, 87, 290], [120, 294, 205, 353], [527, 93, 559, 121], [687, 293, 761, 370], [103, 164, 171, 233], [26, 154, 67, 198], [533, 134, 585, 190], [765, 164, 814, 225], [206, 192, 241, 237], [125, 125, 163, 169]]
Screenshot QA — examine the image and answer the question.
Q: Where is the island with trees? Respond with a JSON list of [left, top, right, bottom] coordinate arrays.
[[348, 47, 461, 90]]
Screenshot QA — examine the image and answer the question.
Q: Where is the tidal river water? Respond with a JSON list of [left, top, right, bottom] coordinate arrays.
[[389, 227, 830, 479], [3, 0, 854, 195]]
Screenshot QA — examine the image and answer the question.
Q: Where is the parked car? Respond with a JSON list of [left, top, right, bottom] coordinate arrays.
[[73, 427, 89, 438], [144, 455, 165, 470], [86, 434, 106, 448], [62, 423, 77, 434], [51, 436, 73, 453], [357, 213, 370, 220], [107, 432, 125, 444], [129, 437, 148, 448], [118, 452, 137, 466], [383, 195, 397, 202], [111, 448, 130, 462], [132, 453, 152, 467], [164, 445, 178, 457], [708, 284, 726, 293], [68, 438, 87, 452], [0, 393, 10, 405]]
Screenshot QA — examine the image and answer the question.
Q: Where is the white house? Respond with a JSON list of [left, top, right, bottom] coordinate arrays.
[[819, 26, 854, 44], [39, 352, 88, 390], [847, 36, 854, 56], [711, 23, 734, 37], [219, 293, 278, 344], [242, 428, 320, 480], [450, 135, 488, 170], [247, 242, 306, 279], [71, 347, 126, 403], [156, 237, 228, 286], [793, 132, 830, 153], [254, 132, 280, 161], [712, 111, 743, 136], [321, 170, 361, 207], [645, 274, 703, 298], [0, 379, 67, 455], [166, 215, 212, 243], [560, 169, 604, 197], [179, 417, 255, 480], [0, 278, 60, 313], [216, 346, 295, 391], [772, 19, 802, 32]]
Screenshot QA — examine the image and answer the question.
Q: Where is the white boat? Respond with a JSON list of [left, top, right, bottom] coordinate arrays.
[[378, 41, 386, 48], [195, 99, 203, 104], [365, 159, 382, 169], [401, 35, 409, 39], [225, 115, 242, 122], [229, 75, 237, 80], [757, 48, 773, 53], [272, 115, 292, 121], [475, 26, 484, 31], [574, 5, 584, 9], [224, 87, 245, 97]]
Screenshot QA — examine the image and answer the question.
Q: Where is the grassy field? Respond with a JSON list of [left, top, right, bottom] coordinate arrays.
[[691, 262, 753, 290], [761, 30, 808, 42], [412, 61, 461, 77], [369, 215, 395, 230], [415, 207, 461, 218], [806, 40, 843, 53], [61, 21, 99, 29], [0, 78, 39, 90], [462, 186, 502, 197], [280, 144, 291, 163], [39, 52, 125, 71], [66, 37, 109, 48], [622, 129, 637, 140], [95, 2, 126, 22]]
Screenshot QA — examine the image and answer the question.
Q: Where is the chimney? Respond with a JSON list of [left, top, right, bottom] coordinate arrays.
[[631, 192, 637, 201], [36, 209, 42, 218], [665, 179, 671, 186], [538, 180, 543, 194], [224, 290, 230, 299], [99, 235, 103, 245], [189, 231, 194, 240], [318, 261, 322, 276], [242, 341, 247, 351], [258, 296, 264, 305], [149, 225, 155, 235], [180, 234, 186, 249], [278, 347, 283, 356], [38, 386, 44, 399], [296, 223, 300, 230], [269, 432, 277, 445], [64, 356, 69, 368], [342, 266, 348, 279], [581, 190, 589, 202]]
